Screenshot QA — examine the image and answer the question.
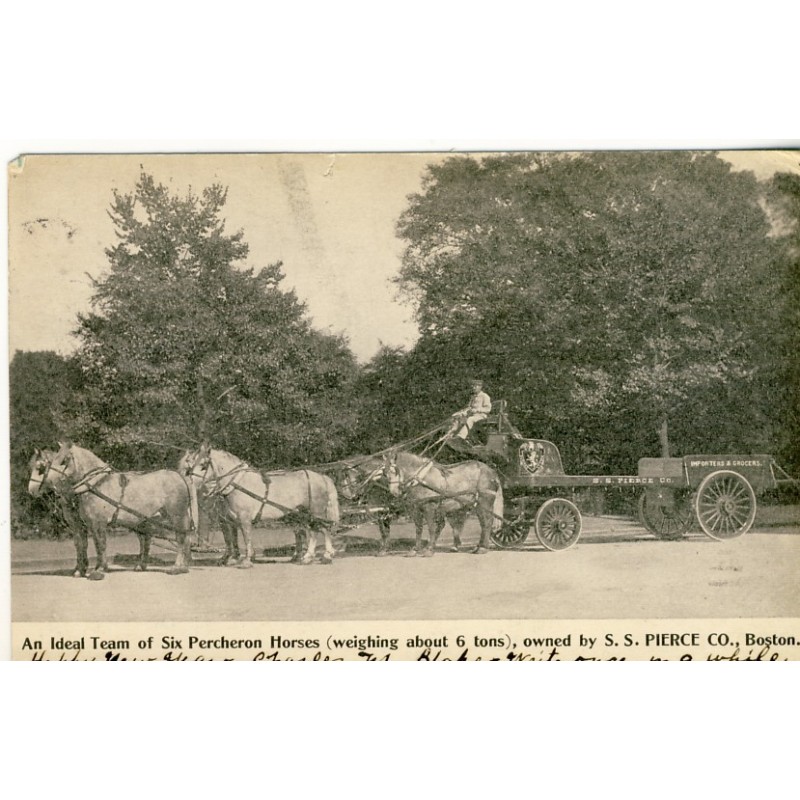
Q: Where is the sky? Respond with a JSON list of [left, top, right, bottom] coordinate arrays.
[[8, 150, 800, 362]]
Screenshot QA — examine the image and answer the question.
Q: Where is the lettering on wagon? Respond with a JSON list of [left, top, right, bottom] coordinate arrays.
[[689, 459, 763, 468]]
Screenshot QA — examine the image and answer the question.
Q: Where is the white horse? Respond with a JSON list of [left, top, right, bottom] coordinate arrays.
[[30, 442, 198, 578], [182, 443, 340, 567], [381, 450, 504, 555]]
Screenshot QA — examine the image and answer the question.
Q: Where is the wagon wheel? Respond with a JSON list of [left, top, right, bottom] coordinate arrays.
[[535, 498, 582, 551], [694, 470, 756, 540], [491, 514, 531, 548], [638, 489, 692, 540]]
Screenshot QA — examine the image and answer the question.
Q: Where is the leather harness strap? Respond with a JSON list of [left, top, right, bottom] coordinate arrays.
[[78, 480, 182, 535]]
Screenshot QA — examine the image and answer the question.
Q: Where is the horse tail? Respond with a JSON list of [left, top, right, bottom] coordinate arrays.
[[491, 483, 504, 532], [325, 475, 340, 524]]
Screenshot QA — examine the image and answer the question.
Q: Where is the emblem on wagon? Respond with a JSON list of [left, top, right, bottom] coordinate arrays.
[[519, 441, 545, 475]]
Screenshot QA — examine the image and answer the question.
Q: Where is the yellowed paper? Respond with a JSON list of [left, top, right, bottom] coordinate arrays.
[[8, 152, 800, 661]]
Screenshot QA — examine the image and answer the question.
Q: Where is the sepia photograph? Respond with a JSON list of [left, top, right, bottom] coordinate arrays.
[[7, 150, 800, 660]]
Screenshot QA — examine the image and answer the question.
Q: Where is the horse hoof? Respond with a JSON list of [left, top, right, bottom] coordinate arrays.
[[300, 556, 314, 566], [472, 547, 488, 555], [321, 554, 333, 565], [376, 549, 388, 558], [72, 570, 84, 579], [87, 570, 105, 581], [167, 566, 190, 575], [450, 546, 459, 553], [422, 549, 434, 558], [236, 560, 253, 569], [406, 550, 418, 558]]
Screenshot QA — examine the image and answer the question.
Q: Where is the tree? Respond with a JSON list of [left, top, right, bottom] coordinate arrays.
[[767, 169, 800, 474], [394, 152, 784, 469], [9, 351, 82, 535], [74, 173, 359, 469]]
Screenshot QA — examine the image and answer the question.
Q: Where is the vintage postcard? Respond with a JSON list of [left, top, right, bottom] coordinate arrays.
[[7, 151, 800, 661]]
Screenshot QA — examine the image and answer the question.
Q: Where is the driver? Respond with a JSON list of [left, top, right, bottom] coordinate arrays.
[[450, 380, 492, 440]]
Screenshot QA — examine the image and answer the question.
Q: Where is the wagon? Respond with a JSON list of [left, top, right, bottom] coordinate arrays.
[[448, 401, 798, 551]]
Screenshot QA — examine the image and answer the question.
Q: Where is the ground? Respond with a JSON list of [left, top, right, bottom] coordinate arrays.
[[11, 506, 800, 622]]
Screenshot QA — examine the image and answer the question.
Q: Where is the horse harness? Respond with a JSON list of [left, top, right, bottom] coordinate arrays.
[[196, 458, 329, 528], [387, 458, 486, 510], [58, 461, 194, 535]]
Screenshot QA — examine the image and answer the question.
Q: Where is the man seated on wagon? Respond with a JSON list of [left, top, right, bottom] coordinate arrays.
[[449, 379, 492, 443]]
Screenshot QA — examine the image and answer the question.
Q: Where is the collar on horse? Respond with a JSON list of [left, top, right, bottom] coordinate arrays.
[[391, 458, 435, 495], [70, 465, 114, 494]]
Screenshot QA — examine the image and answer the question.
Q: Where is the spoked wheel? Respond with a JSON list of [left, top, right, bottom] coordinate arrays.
[[491, 515, 531, 548], [638, 489, 692, 540], [694, 470, 756, 540], [535, 498, 582, 551]]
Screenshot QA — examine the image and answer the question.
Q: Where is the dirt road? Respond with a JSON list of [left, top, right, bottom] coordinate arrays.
[[11, 512, 800, 622]]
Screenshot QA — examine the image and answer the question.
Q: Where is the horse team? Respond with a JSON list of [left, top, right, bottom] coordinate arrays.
[[27, 441, 505, 580]]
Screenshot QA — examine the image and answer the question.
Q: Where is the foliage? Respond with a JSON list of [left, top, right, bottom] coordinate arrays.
[[384, 151, 788, 470], [73, 173, 360, 469], [767, 169, 800, 472], [9, 351, 82, 535]]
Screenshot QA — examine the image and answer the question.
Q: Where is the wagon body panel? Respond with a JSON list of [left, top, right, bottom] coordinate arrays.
[[681, 455, 775, 492]]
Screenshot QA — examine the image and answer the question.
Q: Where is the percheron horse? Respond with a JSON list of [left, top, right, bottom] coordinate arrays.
[[29, 443, 198, 578]]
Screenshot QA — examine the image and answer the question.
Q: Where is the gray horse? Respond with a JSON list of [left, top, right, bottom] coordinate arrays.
[[381, 451, 504, 555], [182, 443, 340, 567], [30, 443, 198, 578]]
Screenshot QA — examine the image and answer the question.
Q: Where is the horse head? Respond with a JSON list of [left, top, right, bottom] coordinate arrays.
[[337, 456, 385, 500], [28, 448, 57, 495], [28, 443, 75, 495], [180, 442, 217, 493]]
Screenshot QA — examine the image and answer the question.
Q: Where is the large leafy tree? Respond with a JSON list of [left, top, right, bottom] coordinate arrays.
[[392, 152, 784, 470], [74, 173, 359, 468], [767, 169, 800, 473]]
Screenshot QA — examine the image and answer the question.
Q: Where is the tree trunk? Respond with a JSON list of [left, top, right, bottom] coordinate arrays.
[[659, 417, 670, 458], [195, 373, 209, 439]]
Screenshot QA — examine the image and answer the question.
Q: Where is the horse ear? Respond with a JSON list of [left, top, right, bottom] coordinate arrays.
[[34, 447, 41, 457]]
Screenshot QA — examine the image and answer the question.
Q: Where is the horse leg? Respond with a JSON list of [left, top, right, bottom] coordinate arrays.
[[320, 524, 336, 565], [376, 515, 391, 556], [423, 504, 439, 556], [135, 533, 151, 571], [73, 524, 89, 578], [301, 526, 317, 565], [407, 506, 423, 557], [291, 529, 306, 563], [231, 522, 241, 561], [473, 499, 490, 554], [87, 525, 108, 580], [95, 525, 109, 572], [168, 527, 192, 574], [237, 519, 254, 569], [220, 519, 238, 566], [449, 509, 466, 552]]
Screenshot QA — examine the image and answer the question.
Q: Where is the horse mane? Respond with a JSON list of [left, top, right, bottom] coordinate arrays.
[[68, 444, 109, 475], [395, 450, 427, 470], [209, 447, 250, 470]]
